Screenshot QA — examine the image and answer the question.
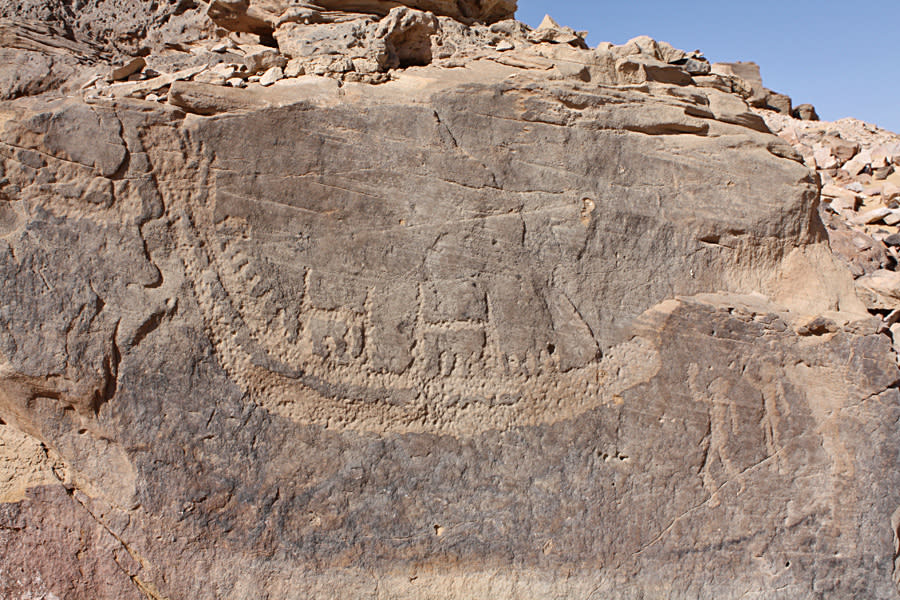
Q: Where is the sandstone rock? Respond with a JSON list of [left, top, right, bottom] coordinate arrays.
[[712, 60, 762, 88], [615, 54, 692, 86], [822, 184, 861, 212], [884, 209, 900, 226], [210, 38, 238, 53], [108, 57, 146, 82], [193, 63, 240, 85], [527, 14, 587, 47], [656, 40, 686, 63], [814, 146, 839, 169], [375, 7, 440, 66], [711, 61, 768, 105], [856, 269, 900, 307], [875, 165, 895, 180], [792, 103, 819, 120], [241, 45, 288, 75], [0, 21, 103, 99], [821, 209, 893, 276], [872, 143, 900, 166], [273, 7, 439, 76], [97, 64, 208, 100], [1, 0, 213, 56], [852, 206, 892, 225], [759, 89, 791, 114], [884, 182, 900, 202], [843, 156, 869, 176], [692, 72, 755, 98], [284, 57, 305, 77], [704, 89, 768, 132], [679, 57, 711, 75], [1, 4, 899, 600], [168, 80, 266, 113], [826, 135, 860, 162], [208, 0, 517, 35], [885, 233, 900, 246], [259, 66, 284, 86]]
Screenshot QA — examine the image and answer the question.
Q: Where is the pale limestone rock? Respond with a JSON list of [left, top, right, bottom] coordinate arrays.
[[259, 66, 284, 86], [843, 155, 869, 176], [884, 182, 900, 202], [107, 57, 145, 82], [241, 45, 288, 75], [284, 58, 305, 78], [852, 206, 893, 225], [814, 146, 839, 170], [856, 269, 900, 307]]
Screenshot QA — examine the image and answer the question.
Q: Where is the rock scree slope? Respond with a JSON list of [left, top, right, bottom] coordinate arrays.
[[1, 1, 900, 599]]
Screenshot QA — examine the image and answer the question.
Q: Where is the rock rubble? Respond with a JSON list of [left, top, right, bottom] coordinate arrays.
[[760, 108, 900, 322]]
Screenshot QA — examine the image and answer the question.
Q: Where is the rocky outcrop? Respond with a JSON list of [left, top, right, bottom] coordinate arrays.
[[207, 0, 517, 34], [704, 60, 813, 118], [1, 3, 899, 599]]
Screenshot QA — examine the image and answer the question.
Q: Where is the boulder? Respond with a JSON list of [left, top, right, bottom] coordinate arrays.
[[615, 54, 692, 86], [856, 269, 900, 308], [107, 57, 145, 82], [884, 182, 900, 202], [851, 206, 892, 225], [814, 146, 839, 169], [874, 165, 895, 180], [258, 65, 284, 86], [763, 89, 792, 115], [825, 135, 860, 162], [843, 156, 870, 176], [711, 61, 768, 105], [792, 103, 819, 120], [527, 14, 587, 47], [823, 218, 894, 277]]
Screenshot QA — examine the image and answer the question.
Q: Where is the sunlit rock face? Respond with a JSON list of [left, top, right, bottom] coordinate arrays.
[[1, 1, 900, 599]]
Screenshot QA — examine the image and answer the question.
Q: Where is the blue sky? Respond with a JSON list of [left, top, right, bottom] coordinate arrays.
[[516, 1, 900, 133]]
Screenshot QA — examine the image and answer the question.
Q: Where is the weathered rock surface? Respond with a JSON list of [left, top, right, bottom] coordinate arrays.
[[207, 0, 517, 34], [1, 3, 899, 600]]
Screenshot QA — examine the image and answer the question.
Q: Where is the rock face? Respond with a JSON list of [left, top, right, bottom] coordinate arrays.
[[207, 0, 517, 34], [708, 61, 809, 118], [2, 3, 900, 600]]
